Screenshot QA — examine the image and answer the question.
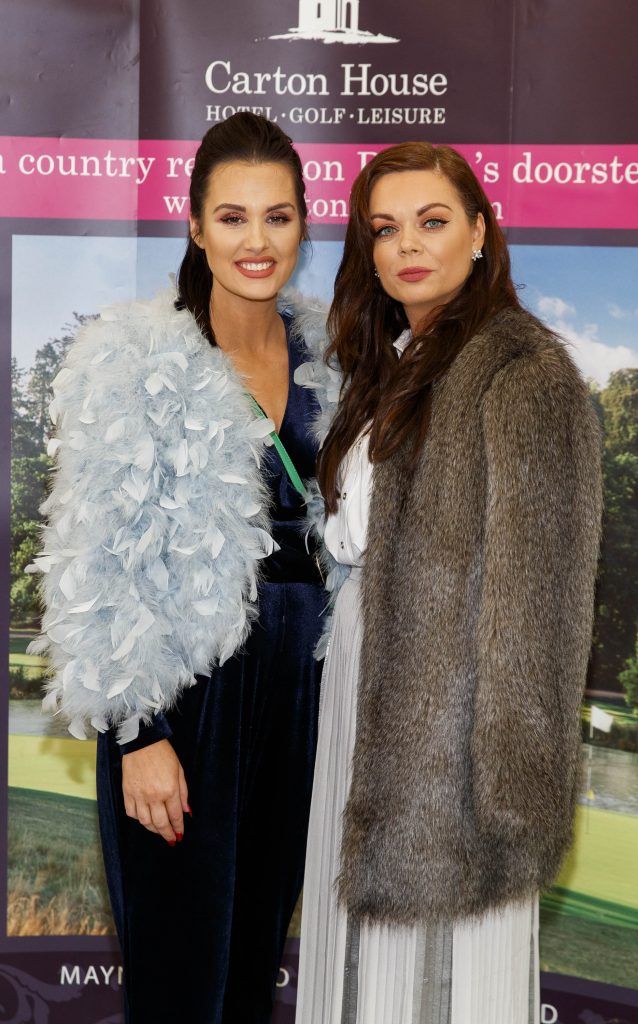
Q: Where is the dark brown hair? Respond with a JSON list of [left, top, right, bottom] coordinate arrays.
[[175, 112, 308, 342], [318, 142, 521, 512]]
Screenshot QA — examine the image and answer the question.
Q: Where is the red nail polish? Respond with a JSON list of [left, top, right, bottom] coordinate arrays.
[[176, 832, 183, 841], [168, 840, 176, 847]]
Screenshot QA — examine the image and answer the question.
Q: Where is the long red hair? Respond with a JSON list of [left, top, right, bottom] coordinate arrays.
[[318, 142, 521, 512]]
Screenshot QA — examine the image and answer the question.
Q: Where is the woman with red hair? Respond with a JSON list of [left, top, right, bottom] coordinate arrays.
[[295, 143, 602, 1023]]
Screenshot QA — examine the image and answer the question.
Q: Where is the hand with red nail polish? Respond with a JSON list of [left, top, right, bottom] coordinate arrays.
[[121, 739, 190, 845]]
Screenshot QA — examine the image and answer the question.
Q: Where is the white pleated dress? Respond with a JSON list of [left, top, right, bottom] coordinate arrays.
[[295, 332, 540, 1024]]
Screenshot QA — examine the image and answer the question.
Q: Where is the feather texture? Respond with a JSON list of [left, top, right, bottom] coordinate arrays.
[[288, 290, 350, 653], [27, 287, 337, 742]]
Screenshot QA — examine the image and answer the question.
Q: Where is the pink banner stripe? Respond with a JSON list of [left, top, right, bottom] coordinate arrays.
[[1, 138, 637, 228]]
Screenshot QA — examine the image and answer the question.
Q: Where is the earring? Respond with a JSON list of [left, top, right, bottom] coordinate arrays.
[[471, 249, 483, 262], [374, 269, 379, 278]]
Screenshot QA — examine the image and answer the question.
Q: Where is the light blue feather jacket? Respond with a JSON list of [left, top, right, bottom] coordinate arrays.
[[26, 289, 345, 744]]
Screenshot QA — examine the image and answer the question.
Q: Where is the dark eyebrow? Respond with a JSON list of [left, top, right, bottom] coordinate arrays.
[[370, 202, 453, 221], [212, 202, 296, 213]]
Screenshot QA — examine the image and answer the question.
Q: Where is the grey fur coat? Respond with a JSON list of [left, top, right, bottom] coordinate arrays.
[[337, 306, 603, 924]]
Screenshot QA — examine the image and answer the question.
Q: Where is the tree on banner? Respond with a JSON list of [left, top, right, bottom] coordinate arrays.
[[589, 370, 638, 696]]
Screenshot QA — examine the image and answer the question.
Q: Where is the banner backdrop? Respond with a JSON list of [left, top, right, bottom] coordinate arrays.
[[3, 2, 638, 1022]]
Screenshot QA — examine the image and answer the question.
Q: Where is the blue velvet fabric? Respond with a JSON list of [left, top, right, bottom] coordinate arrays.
[[96, 314, 325, 1023]]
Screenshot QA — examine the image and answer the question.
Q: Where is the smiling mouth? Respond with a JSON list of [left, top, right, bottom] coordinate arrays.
[[235, 259, 277, 279]]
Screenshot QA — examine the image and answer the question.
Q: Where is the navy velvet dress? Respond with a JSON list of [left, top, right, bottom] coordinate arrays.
[[96, 313, 325, 1024]]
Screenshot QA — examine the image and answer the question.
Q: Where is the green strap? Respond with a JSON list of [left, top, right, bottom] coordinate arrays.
[[246, 395, 309, 501]]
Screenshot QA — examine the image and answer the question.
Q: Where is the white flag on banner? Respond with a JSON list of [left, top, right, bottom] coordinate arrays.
[[590, 705, 614, 733]]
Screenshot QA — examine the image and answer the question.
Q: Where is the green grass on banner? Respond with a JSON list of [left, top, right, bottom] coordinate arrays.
[[555, 804, 638, 909], [9, 735, 98, 800], [540, 901, 638, 986], [7, 787, 114, 936], [538, 803, 638, 984], [9, 630, 47, 682]]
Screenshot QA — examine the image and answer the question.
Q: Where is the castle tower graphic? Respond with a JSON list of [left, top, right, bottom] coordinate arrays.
[[269, 0, 398, 44], [299, 0, 360, 34]]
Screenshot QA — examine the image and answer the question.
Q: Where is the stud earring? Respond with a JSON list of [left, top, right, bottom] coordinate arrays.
[[374, 269, 379, 278], [471, 249, 483, 262]]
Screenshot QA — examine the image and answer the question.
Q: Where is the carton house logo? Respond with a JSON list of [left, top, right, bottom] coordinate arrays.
[[270, 0, 399, 44]]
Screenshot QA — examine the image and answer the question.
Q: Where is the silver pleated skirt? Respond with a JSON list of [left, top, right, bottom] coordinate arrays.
[[296, 569, 540, 1024]]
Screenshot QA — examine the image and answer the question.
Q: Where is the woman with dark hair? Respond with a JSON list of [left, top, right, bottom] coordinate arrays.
[[295, 143, 602, 1023], [28, 113, 337, 1024]]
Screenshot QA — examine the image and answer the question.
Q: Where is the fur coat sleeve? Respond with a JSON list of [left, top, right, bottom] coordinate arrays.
[[471, 344, 603, 839], [26, 290, 335, 744]]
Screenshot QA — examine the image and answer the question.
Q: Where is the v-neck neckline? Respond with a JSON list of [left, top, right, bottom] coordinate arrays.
[[275, 313, 294, 437], [247, 312, 293, 437]]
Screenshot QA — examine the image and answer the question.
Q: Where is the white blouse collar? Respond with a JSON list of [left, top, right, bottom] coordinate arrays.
[[393, 328, 412, 356]]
